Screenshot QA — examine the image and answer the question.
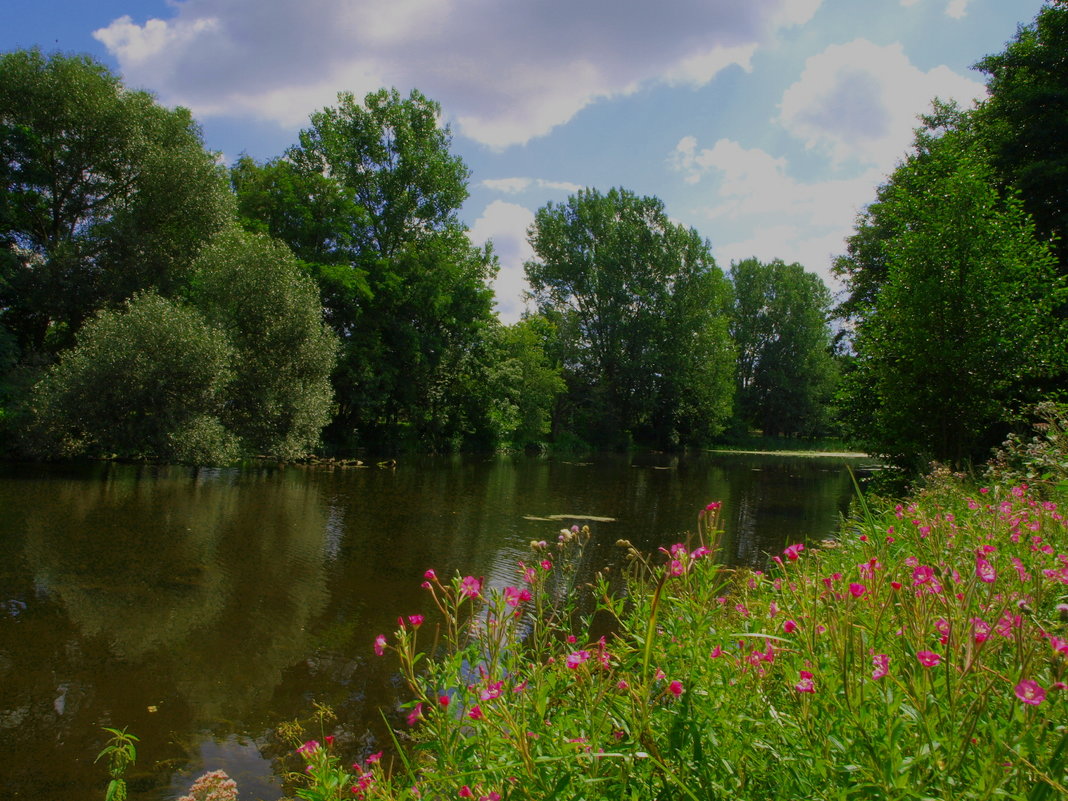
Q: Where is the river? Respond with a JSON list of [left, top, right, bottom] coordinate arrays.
[[0, 451, 873, 799]]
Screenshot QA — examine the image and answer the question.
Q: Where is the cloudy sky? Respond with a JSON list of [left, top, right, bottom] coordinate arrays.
[[4, 0, 1047, 321]]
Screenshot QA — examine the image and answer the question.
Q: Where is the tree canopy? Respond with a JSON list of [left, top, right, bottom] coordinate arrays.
[[525, 187, 734, 448]]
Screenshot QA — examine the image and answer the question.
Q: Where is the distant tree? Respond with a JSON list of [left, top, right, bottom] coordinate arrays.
[[243, 88, 497, 451], [837, 124, 1065, 467], [191, 228, 338, 459], [525, 187, 734, 448], [729, 258, 837, 437], [0, 49, 232, 355], [26, 292, 237, 463]]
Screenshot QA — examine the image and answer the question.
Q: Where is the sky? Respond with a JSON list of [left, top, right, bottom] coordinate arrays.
[[3, 0, 1049, 322]]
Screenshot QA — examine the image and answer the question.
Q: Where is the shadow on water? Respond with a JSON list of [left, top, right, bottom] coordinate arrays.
[[0, 452, 874, 799]]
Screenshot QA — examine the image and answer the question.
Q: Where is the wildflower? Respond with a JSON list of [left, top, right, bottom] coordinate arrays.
[[872, 653, 889, 680], [916, 651, 941, 668], [710, 645, 723, 658], [692, 546, 711, 559], [668, 680, 684, 697], [468, 705, 484, 721], [784, 543, 805, 560], [705, 502, 722, 511], [1015, 679, 1046, 706], [424, 569, 437, 580], [460, 576, 482, 598], [373, 635, 387, 656], [503, 586, 531, 607], [971, 618, 991, 643], [795, 670, 815, 693], [783, 619, 798, 634], [669, 559, 687, 577], [890, 581, 902, 590], [617, 679, 629, 689], [408, 614, 424, 627], [296, 740, 320, 755], [366, 752, 382, 764], [407, 703, 424, 726], [459, 787, 474, 798], [566, 650, 590, 669], [849, 583, 867, 598], [975, 558, 996, 583], [540, 559, 552, 571], [655, 668, 667, 680], [438, 694, 450, 707], [481, 681, 504, 701]]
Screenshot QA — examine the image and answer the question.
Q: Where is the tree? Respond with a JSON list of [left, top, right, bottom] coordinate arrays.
[[729, 258, 837, 437], [26, 292, 237, 463], [837, 124, 1065, 467], [974, 1, 1068, 264], [191, 228, 338, 459], [525, 187, 734, 448], [240, 88, 497, 451], [0, 49, 233, 355]]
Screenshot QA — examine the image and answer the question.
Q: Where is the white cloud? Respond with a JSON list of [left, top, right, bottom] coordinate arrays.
[[469, 200, 536, 324], [94, 0, 823, 148], [778, 39, 985, 168], [898, 0, 972, 16], [671, 137, 882, 286], [481, 177, 583, 195]]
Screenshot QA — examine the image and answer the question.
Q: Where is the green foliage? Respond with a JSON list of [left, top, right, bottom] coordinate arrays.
[[0, 48, 233, 356], [94, 726, 138, 801], [26, 292, 238, 463], [988, 402, 1068, 494], [247, 88, 498, 452], [729, 257, 838, 437], [837, 119, 1066, 468], [192, 227, 339, 459], [525, 187, 734, 448]]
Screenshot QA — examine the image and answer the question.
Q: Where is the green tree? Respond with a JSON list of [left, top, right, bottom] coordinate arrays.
[[191, 228, 338, 459], [525, 187, 734, 448], [837, 125, 1065, 468], [974, 1, 1068, 264], [243, 88, 497, 451], [0, 49, 233, 355], [26, 292, 237, 463], [729, 258, 837, 437]]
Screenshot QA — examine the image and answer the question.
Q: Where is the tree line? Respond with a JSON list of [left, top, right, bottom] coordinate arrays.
[[3, 2, 1062, 466]]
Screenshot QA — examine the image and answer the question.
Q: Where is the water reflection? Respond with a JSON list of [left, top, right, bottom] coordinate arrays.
[[0, 452, 872, 800]]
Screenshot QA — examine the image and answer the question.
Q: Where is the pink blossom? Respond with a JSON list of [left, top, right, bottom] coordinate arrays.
[[916, 650, 941, 668], [871, 653, 889, 680], [795, 670, 815, 693], [459, 786, 474, 798], [408, 614, 424, 627], [468, 705, 484, 721], [373, 634, 387, 656], [540, 559, 552, 571], [975, 558, 996, 584], [705, 501, 722, 510], [406, 703, 424, 726], [668, 680, 684, 697], [784, 543, 805, 561], [438, 694, 450, 707], [710, 645, 723, 658], [1015, 679, 1046, 706], [480, 681, 504, 701], [460, 576, 482, 598], [296, 740, 319, 755], [503, 586, 531, 607], [566, 650, 590, 669], [669, 559, 687, 577], [783, 619, 798, 634], [424, 569, 437, 580], [849, 583, 867, 598], [617, 679, 629, 689], [971, 618, 991, 643]]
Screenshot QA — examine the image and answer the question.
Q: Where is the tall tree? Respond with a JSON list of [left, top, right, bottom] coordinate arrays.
[[729, 258, 837, 437], [525, 187, 734, 448], [239, 89, 497, 451], [0, 49, 233, 355], [837, 124, 1065, 467]]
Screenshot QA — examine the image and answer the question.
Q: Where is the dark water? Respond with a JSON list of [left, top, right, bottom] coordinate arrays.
[[0, 451, 873, 800]]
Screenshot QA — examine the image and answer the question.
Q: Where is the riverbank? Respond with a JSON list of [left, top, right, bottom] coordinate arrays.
[[282, 455, 1068, 800]]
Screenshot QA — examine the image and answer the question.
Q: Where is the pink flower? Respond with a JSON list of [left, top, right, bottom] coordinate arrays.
[[373, 634, 387, 656], [1015, 679, 1046, 706], [365, 751, 382, 764], [296, 740, 320, 755], [424, 569, 437, 580], [975, 557, 996, 584], [849, 583, 867, 598], [784, 543, 805, 561], [705, 502, 722, 511], [459, 576, 482, 598], [916, 650, 941, 668], [408, 614, 424, 627], [459, 786, 474, 798], [480, 681, 504, 701], [783, 619, 798, 634], [871, 653, 889, 680], [669, 559, 686, 577], [710, 645, 723, 658], [503, 586, 531, 607], [617, 679, 629, 689], [468, 705, 484, 721], [406, 703, 424, 726], [971, 617, 991, 643], [566, 650, 591, 669], [795, 670, 815, 693], [668, 680, 684, 697], [438, 695, 450, 707]]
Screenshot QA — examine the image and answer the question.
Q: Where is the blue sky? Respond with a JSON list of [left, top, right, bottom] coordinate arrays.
[[4, 0, 1048, 321]]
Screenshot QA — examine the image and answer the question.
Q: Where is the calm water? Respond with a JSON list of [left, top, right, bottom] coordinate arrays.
[[0, 451, 873, 800]]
